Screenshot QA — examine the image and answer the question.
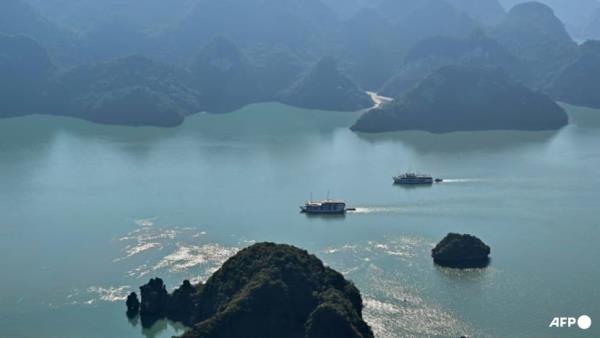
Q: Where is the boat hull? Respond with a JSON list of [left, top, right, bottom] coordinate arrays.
[[300, 206, 346, 214], [393, 178, 434, 185], [300, 206, 346, 215]]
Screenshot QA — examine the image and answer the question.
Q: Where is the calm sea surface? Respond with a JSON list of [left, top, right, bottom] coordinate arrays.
[[0, 103, 599, 338]]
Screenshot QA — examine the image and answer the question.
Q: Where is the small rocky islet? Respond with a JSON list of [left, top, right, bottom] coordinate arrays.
[[126, 242, 374, 338], [432, 233, 491, 268]]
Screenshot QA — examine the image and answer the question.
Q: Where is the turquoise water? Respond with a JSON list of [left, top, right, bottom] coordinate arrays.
[[0, 103, 599, 337]]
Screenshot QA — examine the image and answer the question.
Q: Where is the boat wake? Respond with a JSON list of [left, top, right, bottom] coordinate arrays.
[[438, 178, 485, 184], [350, 207, 407, 214]]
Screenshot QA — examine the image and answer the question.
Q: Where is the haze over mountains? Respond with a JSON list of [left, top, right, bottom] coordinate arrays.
[[1, 0, 599, 131]]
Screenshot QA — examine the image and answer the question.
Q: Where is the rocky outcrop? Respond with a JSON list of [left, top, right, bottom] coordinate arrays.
[[126, 292, 140, 318], [432, 233, 491, 268], [126, 242, 373, 338], [139, 278, 169, 317], [352, 65, 568, 133]]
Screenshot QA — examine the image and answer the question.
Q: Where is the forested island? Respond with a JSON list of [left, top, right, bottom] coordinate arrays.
[[126, 243, 373, 338], [351, 66, 568, 133], [2, 0, 599, 130]]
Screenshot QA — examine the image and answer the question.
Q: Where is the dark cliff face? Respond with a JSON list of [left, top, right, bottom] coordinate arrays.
[[489, 2, 578, 88], [547, 40, 600, 108], [352, 65, 568, 133], [281, 57, 372, 112], [432, 233, 491, 268], [127, 243, 373, 338]]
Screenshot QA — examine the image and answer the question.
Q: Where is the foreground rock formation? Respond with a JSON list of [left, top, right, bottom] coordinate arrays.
[[126, 242, 374, 338], [432, 233, 491, 268], [352, 65, 568, 133]]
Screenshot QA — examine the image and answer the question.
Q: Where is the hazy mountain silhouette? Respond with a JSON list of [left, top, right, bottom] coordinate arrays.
[[281, 57, 372, 111], [0, 34, 55, 117], [48, 55, 201, 126], [1, 0, 595, 129], [379, 0, 479, 45], [321, 0, 384, 19], [338, 8, 399, 89], [1, 0, 66, 42], [380, 31, 523, 97], [176, 0, 337, 51], [499, 0, 600, 39], [489, 1, 578, 88], [189, 37, 258, 113], [586, 8, 600, 39], [447, 0, 506, 25], [547, 40, 600, 108]]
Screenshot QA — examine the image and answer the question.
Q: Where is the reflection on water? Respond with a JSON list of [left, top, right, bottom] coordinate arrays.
[[321, 237, 481, 337], [127, 317, 187, 338], [393, 182, 435, 190], [356, 129, 559, 154], [116, 219, 241, 283], [302, 213, 347, 221]]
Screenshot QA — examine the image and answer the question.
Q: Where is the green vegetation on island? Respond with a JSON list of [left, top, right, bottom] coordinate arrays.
[[281, 57, 372, 112], [432, 233, 491, 268], [126, 243, 374, 338], [352, 65, 568, 133]]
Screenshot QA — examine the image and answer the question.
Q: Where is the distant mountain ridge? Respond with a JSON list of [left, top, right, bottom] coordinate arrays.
[[489, 1, 578, 87], [0, 34, 370, 126], [380, 31, 523, 97], [2, 0, 596, 129]]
